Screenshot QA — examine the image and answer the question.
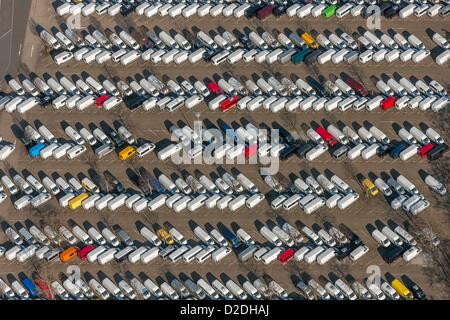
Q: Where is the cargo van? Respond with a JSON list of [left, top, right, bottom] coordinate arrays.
[[317, 248, 336, 265], [245, 193, 265, 209], [187, 195, 207, 212], [17, 97, 40, 114], [157, 143, 182, 161], [304, 197, 326, 214], [361, 143, 379, 160], [259, 226, 282, 246], [195, 245, 217, 264], [130, 197, 147, 213], [148, 194, 167, 212], [261, 247, 282, 265], [325, 193, 341, 208], [182, 245, 204, 263], [140, 247, 159, 264], [53, 51, 73, 66], [227, 194, 247, 212], [304, 246, 325, 264], [337, 193, 359, 210], [120, 50, 140, 66], [212, 246, 232, 263]]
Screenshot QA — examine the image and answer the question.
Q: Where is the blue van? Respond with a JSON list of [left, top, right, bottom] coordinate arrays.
[[21, 276, 40, 298], [220, 226, 241, 248], [390, 142, 408, 159], [28, 143, 46, 158]]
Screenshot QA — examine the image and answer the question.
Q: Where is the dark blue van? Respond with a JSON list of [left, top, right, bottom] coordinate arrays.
[[390, 142, 408, 159], [220, 226, 241, 248]]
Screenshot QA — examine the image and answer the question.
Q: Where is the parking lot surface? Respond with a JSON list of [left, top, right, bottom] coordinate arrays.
[[0, 0, 449, 300]]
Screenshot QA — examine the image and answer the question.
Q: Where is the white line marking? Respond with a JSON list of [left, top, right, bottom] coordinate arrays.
[[30, 44, 34, 57], [0, 29, 11, 40], [4, 0, 14, 72], [18, 42, 22, 56]]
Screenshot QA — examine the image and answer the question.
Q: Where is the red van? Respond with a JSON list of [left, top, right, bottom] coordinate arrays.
[[381, 96, 396, 110], [418, 143, 434, 158], [257, 5, 274, 20], [245, 144, 258, 159], [278, 248, 295, 265], [95, 95, 109, 107], [220, 96, 239, 112], [344, 76, 368, 97], [207, 82, 224, 96], [315, 126, 337, 146], [32, 274, 54, 299], [77, 245, 95, 260]]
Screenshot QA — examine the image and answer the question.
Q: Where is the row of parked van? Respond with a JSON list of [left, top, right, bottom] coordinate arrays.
[[3, 70, 447, 115], [294, 271, 426, 300], [0, 215, 370, 268], [1, 265, 293, 300], [266, 171, 360, 213], [4, 166, 266, 213], [0, 265, 427, 300], [162, 118, 447, 165], [367, 220, 423, 263], [299, 120, 447, 162], [245, 220, 370, 266], [17, 120, 155, 161], [360, 171, 434, 216], [0, 212, 371, 270], [55, 0, 450, 22], [0, 162, 261, 210], [45, 22, 441, 67]]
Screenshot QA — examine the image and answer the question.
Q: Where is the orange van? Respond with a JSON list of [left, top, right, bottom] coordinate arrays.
[[59, 247, 79, 262]]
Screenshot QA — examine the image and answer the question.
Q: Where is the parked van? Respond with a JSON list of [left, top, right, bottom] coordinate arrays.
[[261, 247, 283, 265], [212, 246, 232, 263], [337, 193, 359, 210], [349, 245, 370, 262], [195, 245, 217, 264], [371, 229, 391, 247], [317, 248, 336, 265], [304, 246, 325, 264]]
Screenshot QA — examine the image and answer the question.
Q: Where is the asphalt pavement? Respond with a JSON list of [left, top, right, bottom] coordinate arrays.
[[0, 0, 32, 87]]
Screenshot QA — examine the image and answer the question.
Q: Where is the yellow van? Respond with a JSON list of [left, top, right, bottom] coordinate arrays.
[[157, 229, 175, 245], [391, 279, 414, 300], [362, 178, 379, 196], [118, 146, 137, 160], [301, 32, 319, 49], [68, 193, 90, 210]]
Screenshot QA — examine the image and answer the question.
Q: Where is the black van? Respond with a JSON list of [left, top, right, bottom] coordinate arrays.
[[280, 143, 301, 160], [427, 143, 448, 160]]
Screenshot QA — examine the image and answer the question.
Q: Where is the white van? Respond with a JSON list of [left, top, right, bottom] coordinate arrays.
[[195, 245, 217, 264], [304, 246, 325, 264], [120, 50, 140, 66], [261, 247, 282, 265], [53, 51, 73, 65], [183, 245, 204, 263], [187, 195, 207, 212], [245, 193, 264, 209], [282, 194, 302, 211], [211, 50, 230, 66]]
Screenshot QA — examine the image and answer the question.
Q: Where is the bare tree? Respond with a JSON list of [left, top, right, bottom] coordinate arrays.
[[279, 111, 302, 137], [328, 259, 349, 278], [143, 210, 159, 226]]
